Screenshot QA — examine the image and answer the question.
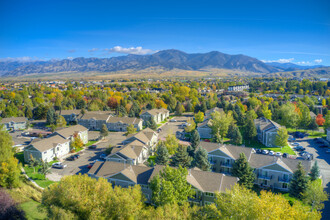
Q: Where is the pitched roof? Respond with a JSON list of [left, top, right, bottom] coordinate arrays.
[[200, 142, 311, 173], [107, 117, 142, 124], [30, 135, 69, 152], [1, 117, 27, 123], [89, 161, 238, 192], [88, 161, 153, 184], [55, 125, 88, 139], [125, 128, 157, 144], [205, 107, 224, 116], [79, 112, 111, 121], [140, 108, 169, 116], [114, 140, 146, 159], [254, 117, 281, 132], [57, 109, 81, 115]]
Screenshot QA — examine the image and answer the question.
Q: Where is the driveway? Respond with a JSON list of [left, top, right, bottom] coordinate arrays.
[[158, 115, 193, 139], [48, 132, 126, 180], [294, 137, 330, 219]]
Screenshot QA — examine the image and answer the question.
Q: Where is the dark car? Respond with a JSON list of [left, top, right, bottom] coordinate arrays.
[[256, 149, 262, 154], [89, 144, 97, 149], [295, 146, 306, 151], [66, 155, 76, 161], [282, 153, 289, 158], [73, 154, 80, 159], [319, 145, 328, 148]]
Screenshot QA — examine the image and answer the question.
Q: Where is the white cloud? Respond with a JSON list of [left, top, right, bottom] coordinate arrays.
[[296, 61, 311, 65], [67, 57, 74, 60], [261, 58, 294, 63], [88, 48, 99, 53], [314, 59, 323, 64], [104, 46, 156, 55], [0, 57, 42, 62]]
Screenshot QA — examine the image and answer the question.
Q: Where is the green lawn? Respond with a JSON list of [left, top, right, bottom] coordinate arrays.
[[286, 128, 326, 138], [15, 152, 56, 188], [85, 140, 97, 147], [23, 166, 55, 188], [243, 139, 295, 155], [20, 200, 47, 220]]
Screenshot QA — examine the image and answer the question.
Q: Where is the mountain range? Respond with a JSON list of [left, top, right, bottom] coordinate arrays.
[[0, 49, 328, 77]]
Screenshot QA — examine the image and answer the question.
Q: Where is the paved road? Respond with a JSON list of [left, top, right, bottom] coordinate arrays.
[[48, 132, 126, 180], [158, 115, 193, 139], [296, 138, 330, 219]]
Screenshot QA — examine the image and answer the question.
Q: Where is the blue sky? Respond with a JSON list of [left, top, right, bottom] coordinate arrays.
[[0, 0, 329, 65]]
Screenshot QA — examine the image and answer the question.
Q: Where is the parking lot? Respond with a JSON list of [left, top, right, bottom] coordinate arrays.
[[158, 115, 193, 139], [48, 132, 126, 181], [290, 137, 330, 219]]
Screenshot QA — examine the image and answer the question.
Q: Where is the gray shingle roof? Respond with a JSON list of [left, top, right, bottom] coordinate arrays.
[[30, 135, 69, 152], [1, 117, 27, 123], [107, 117, 142, 124], [89, 161, 238, 193], [55, 125, 88, 139]]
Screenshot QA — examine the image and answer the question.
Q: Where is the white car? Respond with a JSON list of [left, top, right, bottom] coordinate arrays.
[[291, 142, 300, 146], [52, 162, 67, 169], [170, 119, 177, 122], [275, 152, 282, 157], [269, 151, 275, 156]]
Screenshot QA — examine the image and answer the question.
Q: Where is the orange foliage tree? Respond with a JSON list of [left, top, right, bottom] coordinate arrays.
[[316, 114, 325, 126]]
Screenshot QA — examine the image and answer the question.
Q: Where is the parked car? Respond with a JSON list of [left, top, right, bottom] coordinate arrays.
[[294, 132, 307, 138], [269, 151, 275, 156], [66, 155, 76, 161], [262, 150, 269, 155], [275, 152, 282, 157], [288, 136, 296, 142], [170, 119, 177, 122], [319, 145, 328, 148], [73, 154, 80, 159], [256, 149, 262, 154], [291, 142, 300, 146], [89, 144, 97, 149], [157, 128, 162, 133], [295, 146, 306, 151], [99, 153, 107, 160], [52, 162, 67, 169], [282, 153, 289, 158]]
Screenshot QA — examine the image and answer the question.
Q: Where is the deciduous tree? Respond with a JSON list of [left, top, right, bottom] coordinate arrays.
[[274, 127, 289, 148], [149, 165, 195, 206]]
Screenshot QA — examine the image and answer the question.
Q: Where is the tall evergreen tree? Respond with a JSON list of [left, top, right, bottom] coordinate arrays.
[[193, 147, 211, 171], [155, 143, 170, 165], [46, 107, 57, 125], [232, 153, 255, 189], [289, 162, 309, 199], [175, 102, 183, 116], [172, 145, 192, 168], [231, 126, 243, 145], [149, 118, 157, 130], [188, 129, 200, 157], [116, 105, 127, 117], [100, 124, 109, 139], [234, 105, 244, 126], [309, 161, 320, 181], [243, 117, 257, 142], [129, 102, 141, 117]]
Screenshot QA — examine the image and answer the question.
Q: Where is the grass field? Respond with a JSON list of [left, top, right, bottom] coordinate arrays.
[[287, 128, 326, 138], [20, 200, 47, 220], [242, 139, 296, 155], [15, 152, 55, 188], [86, 140, 97, 147]]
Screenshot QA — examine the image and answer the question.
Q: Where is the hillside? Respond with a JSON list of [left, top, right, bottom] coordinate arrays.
[[1, 50, 281, 77]]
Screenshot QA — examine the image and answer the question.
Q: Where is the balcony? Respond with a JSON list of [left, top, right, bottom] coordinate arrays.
[[220, 162, 232, 168], [209, 160, 216, 165], [258, 175, 272, 180], [278, 177, 290, 183]]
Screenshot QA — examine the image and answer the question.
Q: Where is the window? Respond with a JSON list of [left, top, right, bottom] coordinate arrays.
[[205, 192, 214, 197], [283, 174, 288, 180], [141, 185, 149, 189], [282, 183, 288, 189]]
